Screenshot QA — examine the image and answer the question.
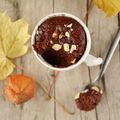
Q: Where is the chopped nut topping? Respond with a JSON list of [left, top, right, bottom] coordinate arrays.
[[36, 30, 39, 35], [35, 36, 39, 41], [75, 89, 90, 99], [100, 89, 103, 94], [81, 89, 89, 93], [70, 45, 77, 53], [70, 59, 76, 63], [65, 31, 70, 38], [39, 30, 42, 34], [63, 43, 70, 52], [71, 28, 73, 31], [52, 32, 57, 38], [75, 92, 80, 99], [80, 52, 83, 55], [64, 24, 67, 27], [67, 23, 72, 28], [52, 44, 62, 51], [50, 40, 53, 44], [91, 86, 100, 92], [59, 34, 64, 39], [36, 30, 42, 35]]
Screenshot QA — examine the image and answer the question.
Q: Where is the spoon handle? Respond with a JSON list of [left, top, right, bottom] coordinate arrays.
[[94, 29, 120, 83]]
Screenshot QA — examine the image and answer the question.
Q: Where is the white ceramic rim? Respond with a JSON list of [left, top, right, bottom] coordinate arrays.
[[31, 12, 91, 71]]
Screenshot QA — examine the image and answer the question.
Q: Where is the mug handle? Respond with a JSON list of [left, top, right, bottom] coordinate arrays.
[[84, 54, 103, 66]]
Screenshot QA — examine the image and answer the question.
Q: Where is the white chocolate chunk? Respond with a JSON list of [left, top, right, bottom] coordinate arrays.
[[65, 31, 70, 38], [67, 23, 72, 28], [52, 44, 62, 51], [63, 43, 70, 52], [70, 45, 77, 53]]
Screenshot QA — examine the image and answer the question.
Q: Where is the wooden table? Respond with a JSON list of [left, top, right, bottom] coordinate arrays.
[[0, 0, 120, 120]]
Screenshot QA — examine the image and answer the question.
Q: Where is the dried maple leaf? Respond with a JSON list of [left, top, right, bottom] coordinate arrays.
[[95, 0, 120, 16], [0, 12, 30, 80]]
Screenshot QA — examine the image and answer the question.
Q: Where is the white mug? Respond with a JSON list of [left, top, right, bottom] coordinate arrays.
[[31, 13, 103, 71]]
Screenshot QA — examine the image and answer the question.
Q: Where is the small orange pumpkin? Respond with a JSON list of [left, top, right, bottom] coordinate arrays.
[[4, 74, 34, 104]]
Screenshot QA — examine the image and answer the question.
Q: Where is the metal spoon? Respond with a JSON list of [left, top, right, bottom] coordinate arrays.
[[75, 29, 120, 111], [85, 29, 120, 91]]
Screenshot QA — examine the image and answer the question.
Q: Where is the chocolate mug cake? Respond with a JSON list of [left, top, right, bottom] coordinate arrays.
[[33, 15, 87, 68]]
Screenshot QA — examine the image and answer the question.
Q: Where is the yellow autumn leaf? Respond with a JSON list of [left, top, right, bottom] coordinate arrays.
[[0, 12, 30, 80], [0, 58, 15, 80], [95, 0, 120, 16]]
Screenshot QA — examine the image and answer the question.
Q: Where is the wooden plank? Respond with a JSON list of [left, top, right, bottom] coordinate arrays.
[[0, 0, 25, 120], [88, 3, 120, 120], [54, 0, 98, 120], [17, 0, 55, 120], [0, 0, 54, 120], [102, 17, 120, 120]]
